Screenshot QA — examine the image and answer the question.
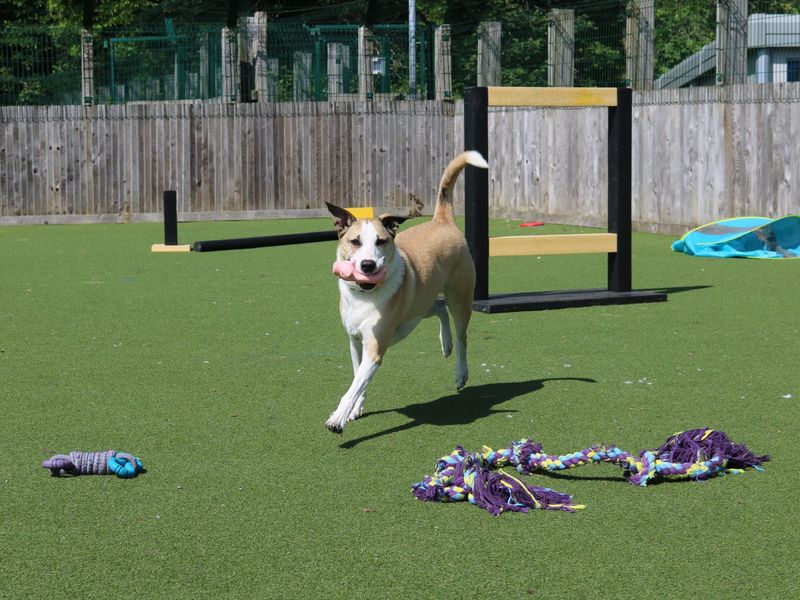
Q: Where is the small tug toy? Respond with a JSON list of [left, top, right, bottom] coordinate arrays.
[[42, 450, 144, 478], [412, 429, 768, 516], [332, 260, 386, 285]]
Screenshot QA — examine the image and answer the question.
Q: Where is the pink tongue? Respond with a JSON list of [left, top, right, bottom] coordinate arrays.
[[332, 260, 386, 284]]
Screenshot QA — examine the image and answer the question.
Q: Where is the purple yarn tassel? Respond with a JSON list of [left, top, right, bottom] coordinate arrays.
[[471, 469, 578, 515], [654, 429, 769, 469]]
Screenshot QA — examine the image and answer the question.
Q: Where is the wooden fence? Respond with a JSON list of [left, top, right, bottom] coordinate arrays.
[[2, 83, 799, 233], [0, 101, 457, 224]]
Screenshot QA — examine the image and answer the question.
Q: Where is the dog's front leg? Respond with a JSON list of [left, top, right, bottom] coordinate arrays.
[[326, 341, 382, 433], [347, 336, 367, 422]]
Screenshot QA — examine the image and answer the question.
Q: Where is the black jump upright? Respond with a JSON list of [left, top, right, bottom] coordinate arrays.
[[155, 190, 337, 252], [163, 190, 179, 245], [464, 86, 667, 314]]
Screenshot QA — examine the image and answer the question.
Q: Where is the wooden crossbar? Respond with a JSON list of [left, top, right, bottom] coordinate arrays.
[[151, 243, 192, 253], [487, 87, 618, 107], [489, 233, 617, 257]]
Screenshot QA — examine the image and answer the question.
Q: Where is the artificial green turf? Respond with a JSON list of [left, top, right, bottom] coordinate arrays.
[[1, 217, 798, 599]]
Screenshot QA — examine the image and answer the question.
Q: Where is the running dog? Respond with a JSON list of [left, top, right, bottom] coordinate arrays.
[[325, 151, 488, 433]]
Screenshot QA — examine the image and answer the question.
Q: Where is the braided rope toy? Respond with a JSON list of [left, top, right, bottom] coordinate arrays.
[[42, 450, 144, 479], [412, 429, 768, 516]]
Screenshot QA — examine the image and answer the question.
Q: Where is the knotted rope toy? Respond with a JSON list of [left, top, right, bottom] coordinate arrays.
[[42, 450, 144, 479], [412, 429, 768, 516]]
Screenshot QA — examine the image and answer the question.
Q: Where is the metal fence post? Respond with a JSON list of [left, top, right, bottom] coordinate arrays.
[[477, 22, 501, 87], [80, 28, 94, 106], [547, 9, 574, 87], [625, 0, 654, 90], [358, 26, 375, 100], [253, 12, 269, 102], [327, 43, 349, 100], [434, 25, 452, 100], [716, 0, 748, 86], [293, 52, 312, 101]]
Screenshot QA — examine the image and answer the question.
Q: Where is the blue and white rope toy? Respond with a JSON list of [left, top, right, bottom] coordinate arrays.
[[42, 450, 144, 478]]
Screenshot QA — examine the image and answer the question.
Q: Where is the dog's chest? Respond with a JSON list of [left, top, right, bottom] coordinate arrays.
[[339, 288, 384, 335]]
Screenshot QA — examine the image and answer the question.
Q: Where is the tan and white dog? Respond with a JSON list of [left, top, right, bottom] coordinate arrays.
[[325, 151, 488, 433]]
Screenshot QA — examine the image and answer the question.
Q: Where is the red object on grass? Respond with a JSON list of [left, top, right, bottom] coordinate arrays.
[[520, 221, 545, 227]]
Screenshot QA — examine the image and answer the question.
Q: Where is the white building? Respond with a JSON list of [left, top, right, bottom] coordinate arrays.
[[655, 14, 800, 89]]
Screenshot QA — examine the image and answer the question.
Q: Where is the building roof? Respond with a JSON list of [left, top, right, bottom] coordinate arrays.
[[655, 14, 800, 89]]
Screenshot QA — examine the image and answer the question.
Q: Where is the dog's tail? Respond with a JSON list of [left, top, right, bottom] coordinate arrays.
[[433, 151, 489, 224]]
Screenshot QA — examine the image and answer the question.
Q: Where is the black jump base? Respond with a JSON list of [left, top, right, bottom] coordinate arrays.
[[472, 289, 667, 313]]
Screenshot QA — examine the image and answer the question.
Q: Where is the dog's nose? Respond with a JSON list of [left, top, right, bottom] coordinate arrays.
[[360, 260, 377, 273]]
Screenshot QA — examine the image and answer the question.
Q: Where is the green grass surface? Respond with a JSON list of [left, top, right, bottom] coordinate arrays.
[[1, 217, 798, 599]]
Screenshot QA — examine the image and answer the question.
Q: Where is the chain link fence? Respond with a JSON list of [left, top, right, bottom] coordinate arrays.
[[2, 1, 800, 107]]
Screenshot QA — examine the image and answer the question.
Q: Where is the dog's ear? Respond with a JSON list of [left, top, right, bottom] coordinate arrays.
[[378, 214, 411, 238], [326, 203, 357, 237]]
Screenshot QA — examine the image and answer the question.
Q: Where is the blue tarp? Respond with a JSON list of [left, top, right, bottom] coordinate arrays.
[[672, 216, 800, 259]]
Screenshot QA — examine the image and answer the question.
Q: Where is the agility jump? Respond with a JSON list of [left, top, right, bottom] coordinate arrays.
[[463, 86, 667, 313], [150, 191, 372, 253]]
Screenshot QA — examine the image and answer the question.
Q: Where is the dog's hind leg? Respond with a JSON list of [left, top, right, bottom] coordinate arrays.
[[445, 281, 473, 391], [428, 299, 453, 358]]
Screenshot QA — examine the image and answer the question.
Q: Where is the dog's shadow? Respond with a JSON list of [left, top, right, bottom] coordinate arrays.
[[339, 377, 596, 449]]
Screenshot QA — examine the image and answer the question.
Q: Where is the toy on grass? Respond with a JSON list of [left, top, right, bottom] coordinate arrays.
[[42, 450, 144, 479], [412, 429, 768, 516]]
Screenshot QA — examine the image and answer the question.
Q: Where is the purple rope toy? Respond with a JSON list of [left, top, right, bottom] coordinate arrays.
[[413, 429, 769, 516], [42, 450, 144, 479]]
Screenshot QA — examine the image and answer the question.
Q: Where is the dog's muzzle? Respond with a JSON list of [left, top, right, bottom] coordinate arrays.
[[332, 260, 386, 290]]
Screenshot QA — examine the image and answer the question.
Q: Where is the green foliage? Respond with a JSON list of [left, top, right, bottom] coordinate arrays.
[[654, 1, 716, 78], [6, 0, 800, 106]]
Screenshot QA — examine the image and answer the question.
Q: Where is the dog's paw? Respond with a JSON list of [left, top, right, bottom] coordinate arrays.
[[325, 416, 345, 434], [347, 405, 364, 422], [455, 370, 469, 391], [440, 338, 453, 358]]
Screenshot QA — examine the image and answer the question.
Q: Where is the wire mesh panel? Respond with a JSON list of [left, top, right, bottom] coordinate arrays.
[[258, 22, 437, 102], [93, 21, 229, 104], [0, 25, 83, 106], [4, 3, 800, 108]]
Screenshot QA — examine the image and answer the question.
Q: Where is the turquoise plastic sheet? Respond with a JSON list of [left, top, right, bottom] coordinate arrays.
[[672, 216, 800, 259]]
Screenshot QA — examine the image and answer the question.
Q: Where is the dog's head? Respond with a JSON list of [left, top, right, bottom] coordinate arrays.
[[326, 203, 410, 291]]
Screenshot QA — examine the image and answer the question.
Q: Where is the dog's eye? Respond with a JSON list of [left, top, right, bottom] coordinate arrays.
[[350, 237, 361, 247], [375, 238, 387, 246]]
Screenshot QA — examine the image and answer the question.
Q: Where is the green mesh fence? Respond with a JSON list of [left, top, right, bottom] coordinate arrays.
[[264, 23, 436, 101], [94, 20, 228, 104], [0, 20, 439, 106], [2, 2, 800, 108], [0, 24, 83, 106]]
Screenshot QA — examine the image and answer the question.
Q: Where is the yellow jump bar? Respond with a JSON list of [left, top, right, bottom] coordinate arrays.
[[346, 206, 375, 219], [487, 87, 619, 108], [489, 233, 618, 257]]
